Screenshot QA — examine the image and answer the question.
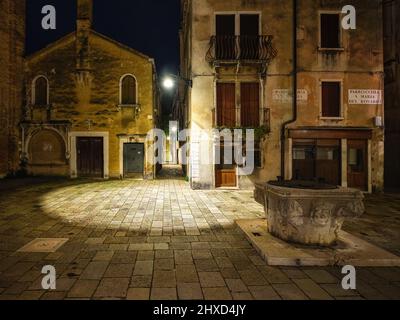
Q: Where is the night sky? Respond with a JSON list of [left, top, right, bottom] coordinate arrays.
[[26, 0, 181, 116]]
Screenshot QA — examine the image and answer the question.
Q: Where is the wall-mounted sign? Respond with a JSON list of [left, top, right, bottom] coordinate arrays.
[[272, 89, 292, 103], [349, 89, 382, 105], [297, 89, 308, 102], [272, 89, 308, 103]]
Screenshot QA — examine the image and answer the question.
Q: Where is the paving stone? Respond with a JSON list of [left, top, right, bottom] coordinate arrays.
[[273, 283, 309, 300], [257, 266, 292, 284], [194, 259, 219, 272], [239, 269, 268, 286], [130, 275, 153, 288], [355, 281, 387, 300], [177, 283, 203, 300], [93, 278, 129, 298], [248, 286, 281, 300], [320, 284, 360, 297], [293, 279, 333, 300], [133, 261, 153, 276], [220, 268, 240, 279], [154, 259, 175, 271], [41, 291, 67, 300], [202, 287, 232, 300], [303, 269, 338, 284], [176, 264, 199, 283], [199, 272, 226, 288], [372, 284, 400, 300], [226, 279, 248, 293], [129, 243, 154, 251], [174, 250, 193, 265], [93, 251, 114, 261], [151, 288, 177, 300], [127, 288, 150, 300], [104, 264, 134, 278], [137, 251, 155, 261], [17, 291, 44, 300], [232, 292, 253, 300], [153, 270, 176, 288], [111, 251, 137, 264], [155, 250, 174, 259], [192, 250, 213, 260], [281, 268, 309, 280], [80, 262, 109, 280], [68, 280, 99, 298]]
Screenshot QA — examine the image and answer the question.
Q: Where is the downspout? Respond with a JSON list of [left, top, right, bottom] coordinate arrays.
[[280, 0, 298, 179]]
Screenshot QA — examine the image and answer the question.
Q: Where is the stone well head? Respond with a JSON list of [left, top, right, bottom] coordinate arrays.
[[255, 181, 365, 247]]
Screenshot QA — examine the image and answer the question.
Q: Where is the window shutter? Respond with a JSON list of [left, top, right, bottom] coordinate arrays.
[[241, 83, 260, 127], [322, 82, 341, 117], [217, 83, 236, 127]]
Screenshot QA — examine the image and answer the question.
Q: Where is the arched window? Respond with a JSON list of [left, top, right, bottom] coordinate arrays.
[[33, 76, 49, 105], [120, 75, 137, 105]]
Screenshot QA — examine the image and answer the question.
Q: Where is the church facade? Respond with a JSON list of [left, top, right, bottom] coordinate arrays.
[[22, 0, 160, 179]]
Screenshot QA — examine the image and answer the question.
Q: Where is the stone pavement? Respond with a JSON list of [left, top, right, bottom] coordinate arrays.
[[0, 176, 399, 300]]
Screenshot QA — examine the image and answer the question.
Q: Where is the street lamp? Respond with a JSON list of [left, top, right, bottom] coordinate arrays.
[[163, 77, 175, 89], [162, 74, 192, 90]]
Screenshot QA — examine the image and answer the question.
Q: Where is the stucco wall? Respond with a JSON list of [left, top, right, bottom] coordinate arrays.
[[184, 0, 384, 191], [25, 32, 157, 178]]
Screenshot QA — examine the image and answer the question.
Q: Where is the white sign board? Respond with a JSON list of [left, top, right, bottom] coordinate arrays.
[[272, 89, 308, 103], [272, 89, 291, 103], [349, 89, 382, 105], [297, 89, 308, 102]]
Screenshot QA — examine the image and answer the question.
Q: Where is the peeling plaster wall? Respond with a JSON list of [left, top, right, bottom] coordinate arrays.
[[184, 0, 384, 191], [25, 32, 157, 178]]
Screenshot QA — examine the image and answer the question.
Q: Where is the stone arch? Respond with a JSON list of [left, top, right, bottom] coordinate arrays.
[[28, 129, 67, 165]]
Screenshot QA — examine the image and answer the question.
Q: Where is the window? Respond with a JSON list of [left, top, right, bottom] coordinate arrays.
[[215, 13, 260, 60], [321, 81, 341, 118], [120, 75, 137, 105], [33, 76, 49, 106], [320, 13, 340, 49]]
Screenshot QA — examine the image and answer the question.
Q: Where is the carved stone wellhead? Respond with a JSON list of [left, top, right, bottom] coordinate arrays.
[[255, 183, 365, 247]]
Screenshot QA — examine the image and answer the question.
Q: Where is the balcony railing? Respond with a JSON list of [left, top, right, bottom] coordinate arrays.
[[206, 35, 277, 64]]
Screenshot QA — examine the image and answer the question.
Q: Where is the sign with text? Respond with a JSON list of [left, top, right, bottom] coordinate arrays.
[[349, 89, 382, 105], [272, 89, 308, 103]]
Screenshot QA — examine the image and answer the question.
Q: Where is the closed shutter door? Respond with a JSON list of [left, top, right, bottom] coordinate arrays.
[[217, 83, 236, 127], [241, 83, 260, 127]]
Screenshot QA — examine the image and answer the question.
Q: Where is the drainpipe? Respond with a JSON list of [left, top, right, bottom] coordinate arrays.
[[280, 0, 298, 179]]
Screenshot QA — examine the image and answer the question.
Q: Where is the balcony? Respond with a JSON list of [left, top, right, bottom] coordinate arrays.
[[206, 35, 277, 65]]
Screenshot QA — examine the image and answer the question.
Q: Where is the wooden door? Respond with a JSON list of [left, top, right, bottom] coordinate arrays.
[[77, 137, 104, 178], [215, 145, 237, 188], [348, 140, 368, 191], [217, 83, 236, 127], [124, 143, 144, 177], [241, 83, 260, 127]]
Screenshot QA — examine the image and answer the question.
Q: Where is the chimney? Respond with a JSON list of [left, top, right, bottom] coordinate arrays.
[[76, 0, 93, 71], [75, 0, 93, 105]]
